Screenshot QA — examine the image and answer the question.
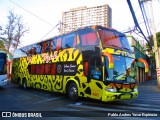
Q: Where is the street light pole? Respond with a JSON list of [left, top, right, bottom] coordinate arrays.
[[150, 0, 160, 88]]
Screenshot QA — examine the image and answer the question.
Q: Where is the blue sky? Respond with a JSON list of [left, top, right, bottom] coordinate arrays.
[[0, 0, 160, 46]]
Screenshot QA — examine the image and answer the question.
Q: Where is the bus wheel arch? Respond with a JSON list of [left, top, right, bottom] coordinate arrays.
[[17, 77, 21, 87], [66, 81, 79, 101], [22, 78, 28, 90]]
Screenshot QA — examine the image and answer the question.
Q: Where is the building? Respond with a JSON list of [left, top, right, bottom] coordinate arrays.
[[62, 4, 112, 33], [127, 36, 154, 83]]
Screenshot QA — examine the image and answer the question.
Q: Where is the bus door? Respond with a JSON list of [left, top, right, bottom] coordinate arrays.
[[87, 55, 103, 100]]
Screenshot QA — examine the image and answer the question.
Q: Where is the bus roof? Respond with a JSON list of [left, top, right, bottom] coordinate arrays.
[[15, 25, 123, 50]]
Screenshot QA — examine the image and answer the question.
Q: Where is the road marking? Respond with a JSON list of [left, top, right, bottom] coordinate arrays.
[[15, 90, 47, 99], [16, 94, 31, 100], [35, 96, 64, 104], [14, 89, 65, 104], [68, 101, 160, 112], [68, 103, 124, 111]]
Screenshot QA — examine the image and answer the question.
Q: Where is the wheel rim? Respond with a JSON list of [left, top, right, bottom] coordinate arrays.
[[69, 86, 77, 97]]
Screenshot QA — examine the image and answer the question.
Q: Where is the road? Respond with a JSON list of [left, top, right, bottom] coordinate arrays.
[[0, 79, 160, 120]]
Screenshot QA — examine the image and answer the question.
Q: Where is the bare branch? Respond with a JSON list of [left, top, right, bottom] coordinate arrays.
[[0, 9, 29, 54]]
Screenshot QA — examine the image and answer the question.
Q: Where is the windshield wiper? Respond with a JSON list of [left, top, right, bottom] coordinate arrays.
[[108, 45, 122, 49], [112, 73, 125, 80], [123, 47, 130, 50]]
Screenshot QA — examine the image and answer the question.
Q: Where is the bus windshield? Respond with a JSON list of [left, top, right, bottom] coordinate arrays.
[[98, 27, 132, 51], [105, 55, 136, 83], [0, 53, 7, 75]]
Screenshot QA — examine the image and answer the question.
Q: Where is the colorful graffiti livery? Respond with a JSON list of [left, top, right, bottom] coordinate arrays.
[[12, 25, 148, 102]]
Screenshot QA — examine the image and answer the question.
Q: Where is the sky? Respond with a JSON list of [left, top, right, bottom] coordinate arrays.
[[0, 0, 160, 47]]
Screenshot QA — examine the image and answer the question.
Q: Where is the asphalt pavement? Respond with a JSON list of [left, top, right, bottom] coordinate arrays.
[[0, 79, 160, 120]]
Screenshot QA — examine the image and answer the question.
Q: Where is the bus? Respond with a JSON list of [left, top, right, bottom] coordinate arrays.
[[11, 25, 148, 102], [0, 51, 8, 86]]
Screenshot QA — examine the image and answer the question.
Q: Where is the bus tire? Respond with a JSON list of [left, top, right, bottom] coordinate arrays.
[[67, 82, 79, 101], [22, 79, 27, 90], [17, 78, 22, 88]]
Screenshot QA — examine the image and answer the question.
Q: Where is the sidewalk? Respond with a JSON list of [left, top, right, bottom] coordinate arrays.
[[138, 79, 160, 93]]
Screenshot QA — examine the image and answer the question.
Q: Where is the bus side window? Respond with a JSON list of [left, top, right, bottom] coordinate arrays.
[[90, 56, 102, 80], [28, 49, 32, 56], [42, 42, 47, 53], [52, 38, 57, 51], [32, 47, 36, 55], [31, 65, 36, 74], [56, 38, 62, 51], [62, 32, 76, 49], [35, 44, 42, 54], [50, 41, 53, 52], [45, 64, 50, 74], [87, 32, 98, 45], [50, 63, 56, 75], [78, 28, 98, 46], [46, 41, 50, 53]]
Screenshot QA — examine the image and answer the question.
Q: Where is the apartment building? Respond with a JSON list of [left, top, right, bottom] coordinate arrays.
[[62, 4, 112, 33]]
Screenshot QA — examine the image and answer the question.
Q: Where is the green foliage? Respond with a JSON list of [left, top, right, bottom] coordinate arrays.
[[148, 32, 160, 47], [156, 32, 160, 47]]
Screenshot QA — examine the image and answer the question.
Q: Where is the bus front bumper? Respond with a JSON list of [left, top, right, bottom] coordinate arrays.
[[102, 91, 138, 102], [0, 79, 8, 86]]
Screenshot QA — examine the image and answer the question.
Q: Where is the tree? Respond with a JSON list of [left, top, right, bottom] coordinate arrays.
[[156, 32, 160, 47], [0, 10, 29, 55], [147, 32, 160, 47], [144, 32, 160, 58]]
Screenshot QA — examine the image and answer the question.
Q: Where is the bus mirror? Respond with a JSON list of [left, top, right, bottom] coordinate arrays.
[[137, 58, 148, 73], [102, 52, 114, 69], [132, 58, 148, 73], [109, 63, 114, 69]]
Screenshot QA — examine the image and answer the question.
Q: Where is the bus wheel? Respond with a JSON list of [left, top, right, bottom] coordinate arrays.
[[67, 82, 79, 101], [17, 78, 22, 88], [22, 79, 27, 90]]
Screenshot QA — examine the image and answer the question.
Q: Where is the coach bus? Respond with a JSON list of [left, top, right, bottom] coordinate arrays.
[[11, 25, 148, 102], [0, 51, 8, 86]]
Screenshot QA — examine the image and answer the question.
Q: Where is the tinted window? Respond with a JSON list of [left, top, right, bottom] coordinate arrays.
[[52, 39, 57, 51], [0, 53, 7, 74], [29, 63, 56, 75], [78, 28, 98, 46], [98, 27, 132, 51], [90, 55, 102, 80], [99, 29, 122, 47], [35, 44, 42, 54], [105, 55, 136, 83], [62, 32, 76, 49], [51, 37, 62, 51], [42, 42, 47, 53]]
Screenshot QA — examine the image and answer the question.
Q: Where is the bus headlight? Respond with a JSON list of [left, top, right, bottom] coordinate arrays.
[[133, 88, 138, 92], [106, 88, 117, 92]]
